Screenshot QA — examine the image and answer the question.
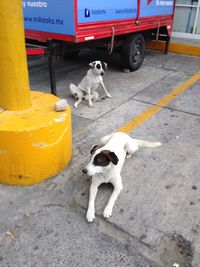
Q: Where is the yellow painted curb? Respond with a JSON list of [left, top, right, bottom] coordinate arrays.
[[146, 40, 200, 57], [0, 91, 72, 186]]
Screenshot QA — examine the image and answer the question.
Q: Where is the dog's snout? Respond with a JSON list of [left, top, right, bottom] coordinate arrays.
[[82, 168, 88, 174], [101, 71, 104, 76]]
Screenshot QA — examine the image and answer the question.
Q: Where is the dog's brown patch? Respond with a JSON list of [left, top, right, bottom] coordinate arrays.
[[93, 151, 110, 167], [93, 150, 118, 166]]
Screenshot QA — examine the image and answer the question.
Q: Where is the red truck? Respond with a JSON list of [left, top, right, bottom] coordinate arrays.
[[24, 0, 176, 93]]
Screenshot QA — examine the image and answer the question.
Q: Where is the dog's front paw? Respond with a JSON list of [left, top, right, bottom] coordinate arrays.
[[106, 93, 112, 98], [86, 209, 95, 223], [89, 102, 94, 108], [103, 206, 112, 219]]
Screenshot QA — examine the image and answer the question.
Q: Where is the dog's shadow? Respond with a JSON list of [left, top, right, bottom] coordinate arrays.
[[93, 183, 116, 215], [74, 179, 114, 215]]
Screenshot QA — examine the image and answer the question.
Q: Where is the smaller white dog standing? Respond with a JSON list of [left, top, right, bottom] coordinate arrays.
[[70, 61, 111, 108], [82, 132, 161, 223]]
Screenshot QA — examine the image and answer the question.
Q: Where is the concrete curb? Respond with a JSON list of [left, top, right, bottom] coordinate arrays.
[[146, 40, 200, 57]]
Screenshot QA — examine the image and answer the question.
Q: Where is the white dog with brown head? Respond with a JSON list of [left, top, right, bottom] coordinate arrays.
[[82, 132, 161, 223], [70, 60, 111, 108]]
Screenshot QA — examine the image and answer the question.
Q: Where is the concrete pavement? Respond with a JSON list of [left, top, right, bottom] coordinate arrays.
[[0, 49, 200, 267]]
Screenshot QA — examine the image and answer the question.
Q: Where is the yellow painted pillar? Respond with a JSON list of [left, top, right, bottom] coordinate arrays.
[[0, 1, 31, 110], [0, 1, 72, 185]]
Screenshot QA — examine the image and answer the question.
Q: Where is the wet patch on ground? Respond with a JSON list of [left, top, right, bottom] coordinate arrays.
[[158, 233, 193, 267]]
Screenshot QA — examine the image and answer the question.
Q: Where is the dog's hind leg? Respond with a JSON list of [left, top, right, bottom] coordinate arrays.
[[74, 97, 83, 108], [125, 140, 139, 159], [70, 83, 79, 98], [90, 133, 114, 154], [98, 133, 115, 146], [70, 84, 84, 108]]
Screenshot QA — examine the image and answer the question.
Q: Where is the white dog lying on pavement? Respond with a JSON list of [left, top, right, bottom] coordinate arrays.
[[82, 132, 161, 223], [70, 61, 111, 108]]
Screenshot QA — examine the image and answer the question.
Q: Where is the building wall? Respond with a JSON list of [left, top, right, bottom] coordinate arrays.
[[173, 0, 200, 39]]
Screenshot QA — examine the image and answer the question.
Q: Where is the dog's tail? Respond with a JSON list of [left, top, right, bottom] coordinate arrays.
[[133, 139, 161, 148], [70, 83, 79, 100]]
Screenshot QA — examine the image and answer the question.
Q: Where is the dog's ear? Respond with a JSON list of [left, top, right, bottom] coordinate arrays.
[[90, 145, 99, 155], [101, 150, 118, 165], [89, 61, 96, 68], [107, 151, 118, 165], [102, 62, 108, 70]]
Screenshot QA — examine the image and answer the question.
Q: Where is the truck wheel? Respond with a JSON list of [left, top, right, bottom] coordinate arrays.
[[121, 34, 145, 71], [64, 50, 79, 60]]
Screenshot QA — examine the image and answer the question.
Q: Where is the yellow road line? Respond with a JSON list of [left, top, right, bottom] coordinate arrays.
[[118, 71, 200, 133]]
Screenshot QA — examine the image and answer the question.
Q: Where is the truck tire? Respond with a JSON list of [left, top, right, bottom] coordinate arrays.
[[121, 34, 145, 72]]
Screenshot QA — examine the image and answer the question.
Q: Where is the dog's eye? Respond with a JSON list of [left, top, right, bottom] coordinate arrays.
[[96, 64, 101, 70]]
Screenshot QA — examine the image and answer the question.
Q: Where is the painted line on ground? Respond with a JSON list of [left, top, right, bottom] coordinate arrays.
[[118, 71, 200, 133]]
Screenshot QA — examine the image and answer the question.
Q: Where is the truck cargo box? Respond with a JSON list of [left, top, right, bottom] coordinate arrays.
[[23, 0, 175, 42]]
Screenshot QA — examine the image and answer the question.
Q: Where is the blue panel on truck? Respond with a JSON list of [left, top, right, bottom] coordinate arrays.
[[140, 0, 174, 17], [23, 0, 75, 35], [78, 0, 137, 23]]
